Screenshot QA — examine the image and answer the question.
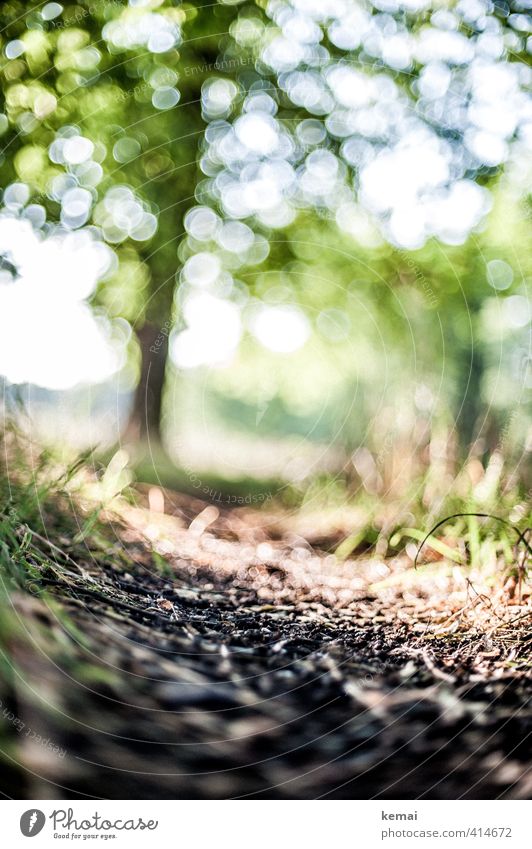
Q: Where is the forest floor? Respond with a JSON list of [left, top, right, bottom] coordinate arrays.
[[1, 484, 532, 800]]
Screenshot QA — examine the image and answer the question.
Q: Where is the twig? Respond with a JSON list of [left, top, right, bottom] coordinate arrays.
[[415, 513, 532, 569]]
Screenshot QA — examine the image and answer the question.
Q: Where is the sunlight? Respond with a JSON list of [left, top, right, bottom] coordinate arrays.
[[249, 304, 310, 354], [0, 216, 124, 390], [171, 292, 242, 368]]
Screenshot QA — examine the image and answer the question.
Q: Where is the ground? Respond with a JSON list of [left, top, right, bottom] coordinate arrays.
[[1, 485, 531, 800]]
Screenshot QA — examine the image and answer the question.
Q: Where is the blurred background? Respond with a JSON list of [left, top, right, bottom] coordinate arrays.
[[0, 0, 530, 512]]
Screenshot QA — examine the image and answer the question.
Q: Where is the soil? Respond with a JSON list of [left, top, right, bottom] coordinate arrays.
[[2, 489, 532, 800]]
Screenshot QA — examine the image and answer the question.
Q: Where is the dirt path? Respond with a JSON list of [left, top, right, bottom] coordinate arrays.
[[2, 496, 532, 800]]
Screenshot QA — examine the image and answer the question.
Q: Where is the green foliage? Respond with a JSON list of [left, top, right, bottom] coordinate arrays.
[[0, 0, 529, 471]]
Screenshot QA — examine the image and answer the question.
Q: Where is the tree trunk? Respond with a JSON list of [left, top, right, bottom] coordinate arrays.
[[124, 322, 169, 445], [456, 316, 485, 457]]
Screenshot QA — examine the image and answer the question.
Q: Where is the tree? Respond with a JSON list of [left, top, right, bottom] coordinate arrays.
[[0, 0, 243, 446], [0, 0, 529, 457]]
